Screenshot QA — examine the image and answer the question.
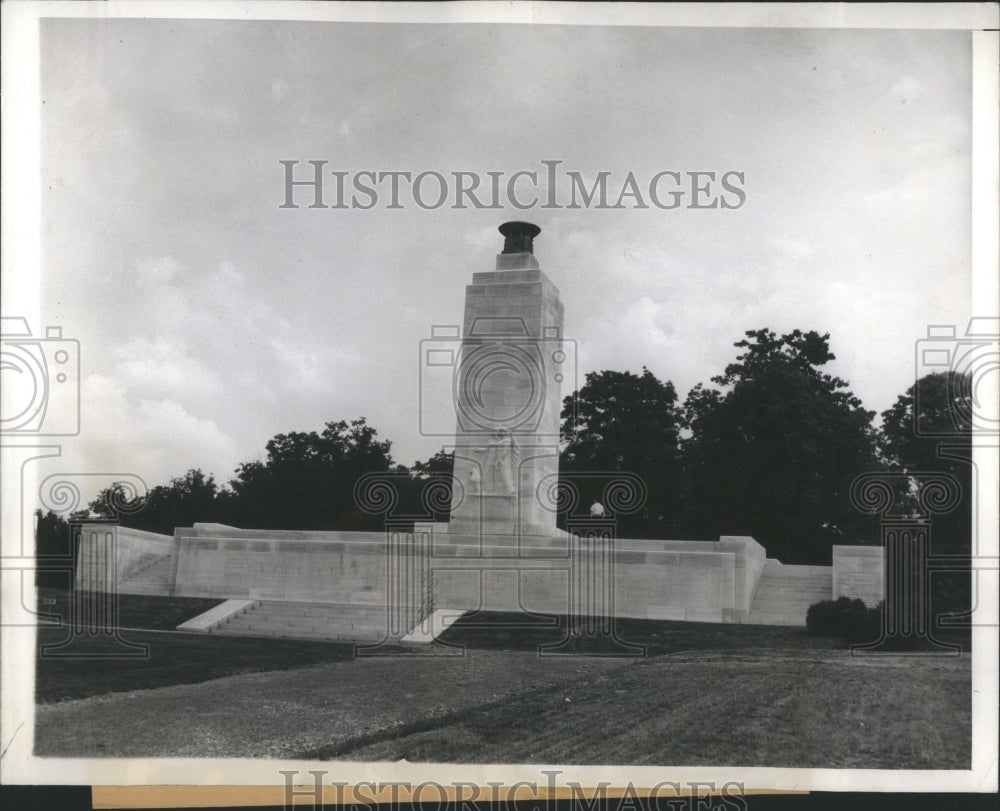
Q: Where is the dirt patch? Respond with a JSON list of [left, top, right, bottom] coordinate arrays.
[[33, 606, 972, 767], [35, 644, 970, 768], [337, 650, 971, 769], [34, 648, 630, 758]]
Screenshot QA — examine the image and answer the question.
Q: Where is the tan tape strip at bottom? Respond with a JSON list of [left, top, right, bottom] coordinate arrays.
[[94, 785, 807, 809]]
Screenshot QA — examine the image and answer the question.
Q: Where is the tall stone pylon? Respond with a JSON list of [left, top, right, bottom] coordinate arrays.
[[447, 222, 568, 538]]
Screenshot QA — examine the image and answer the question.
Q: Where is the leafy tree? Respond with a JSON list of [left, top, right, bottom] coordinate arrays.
[[879, 371, 972, 551], [83, 422, 454, 534], [390, 450, 456, 526], [560, 368, 682, 537], [224, 418, 394, 530], [90, 469, 220, 536], [880, 371, 973, 616], [880, 371, 972, 475], [35, 509, 74, 589], [410, 449, 455, 478], [678, 329, 880, 563]]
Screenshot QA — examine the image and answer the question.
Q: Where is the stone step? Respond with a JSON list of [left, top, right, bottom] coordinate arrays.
[[116, 582, 172, 596], [224, 619, 388, 634], [744, 564, 833, 627], [763, 563, 831, 575], [753, 594, 826, 600], [257, 599, 386, 611], [758, 575, 831, 583], [210, 600, 405, 643], [751, 590, 831, 599], [224, 608, 386, 623], [224, 613, 387, 628], [212, 624, 389, 641], [751, 608, 824, 615], [254, 604, 384, 619], [223, 615, 385, 629], [216, 619, 389, 635], [745, 608, 810, 617], [752, 589, 831, 595], [751, 590, 830, 598], [753, 581, 831, 588], [119, 555, 172, 586], [260, 591, 382, 611], [757, 588, 825, 595], [773, 565, 832, 574]]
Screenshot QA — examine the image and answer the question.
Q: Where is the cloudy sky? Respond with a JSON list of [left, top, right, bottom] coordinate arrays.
[[35, 15, 973, 499]]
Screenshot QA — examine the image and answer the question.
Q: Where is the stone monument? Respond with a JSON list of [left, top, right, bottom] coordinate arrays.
[[446, 221, 568, 538]]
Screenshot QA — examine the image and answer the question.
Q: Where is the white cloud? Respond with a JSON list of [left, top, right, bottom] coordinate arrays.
[[69, 373, 239, 491], [38, 23, 973, 481], [112, 336, 222, 400], [768, 237, 815, 262], [135, 256, 181, 285], [266, 334, 364, 396]]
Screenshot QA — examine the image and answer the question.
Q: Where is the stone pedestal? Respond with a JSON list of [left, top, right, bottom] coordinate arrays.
[[448, 224, 567, 539]]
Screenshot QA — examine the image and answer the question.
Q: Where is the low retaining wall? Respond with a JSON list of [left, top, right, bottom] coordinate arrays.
[[832, 545, 884, 606], [172, 528, 388, 603], [72, 520, 851, 625], [163, 523, 769, 622], [74, 522, 173, 592]]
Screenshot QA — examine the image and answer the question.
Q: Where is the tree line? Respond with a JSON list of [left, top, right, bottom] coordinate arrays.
[[37, 328, 973, 578]]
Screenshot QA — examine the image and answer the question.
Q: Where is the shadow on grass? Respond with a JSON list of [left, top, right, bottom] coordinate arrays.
[[33, 592, 970, 708], [36, 587, 222, 631], [34, 589, 361, 703], [439, 610, 849, 656], [35, 628, 357, 704]]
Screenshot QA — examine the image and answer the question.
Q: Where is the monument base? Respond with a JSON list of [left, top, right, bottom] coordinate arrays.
[[73, 521, 880, 629], [428, 514, 570, 541]]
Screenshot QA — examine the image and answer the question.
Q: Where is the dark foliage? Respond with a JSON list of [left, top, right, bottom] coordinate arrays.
[[34, 510, 75, 589], [806, 597, 881, 644], [84, 419, 454, 533], [879, 371, 973, 618], [678, 329, 881, 563], [559, 368, 682, 537], [88, 469, 221, 536]]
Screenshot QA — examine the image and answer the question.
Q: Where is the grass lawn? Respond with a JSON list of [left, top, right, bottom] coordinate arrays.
[[330, 650, 971, 768], [34, 628, 359, 703], [32, 601, 972, 767], [34, 589, 362, 703], [440, 610, 853, 655], [35, 587, 222, 631], [33, 595, 847, 705]]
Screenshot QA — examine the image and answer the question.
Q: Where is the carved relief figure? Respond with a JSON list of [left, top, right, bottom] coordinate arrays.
[[484, 427, 519, 496]]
